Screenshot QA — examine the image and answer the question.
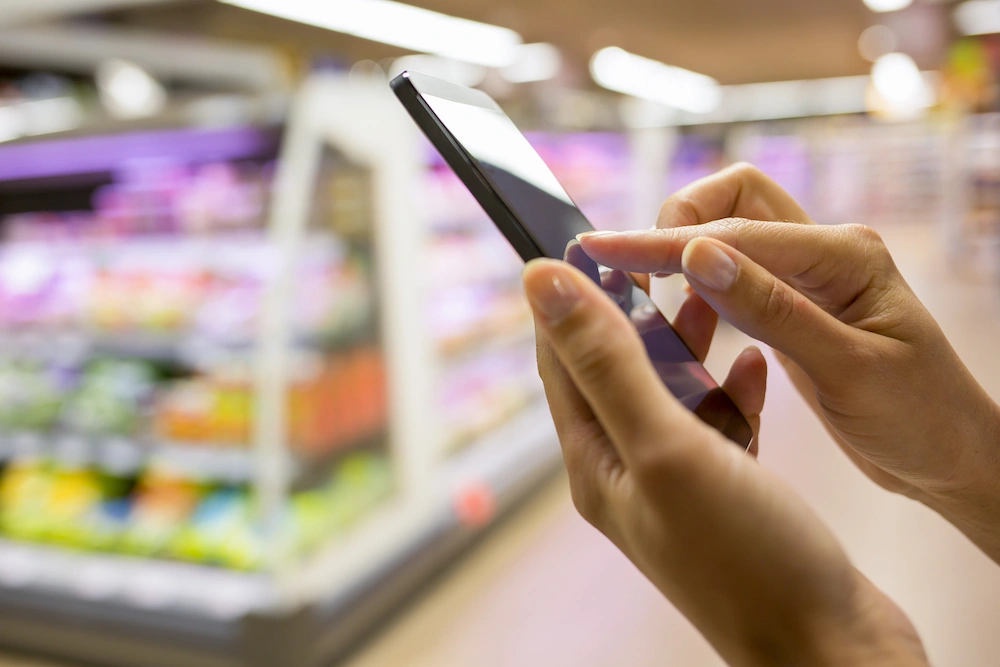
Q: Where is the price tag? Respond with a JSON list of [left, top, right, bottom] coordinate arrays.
[[454, 481, 497, 528]]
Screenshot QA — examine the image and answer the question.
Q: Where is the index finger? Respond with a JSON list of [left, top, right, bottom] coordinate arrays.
[[659, 162, 813, 229], [579, 219, 857, 280]]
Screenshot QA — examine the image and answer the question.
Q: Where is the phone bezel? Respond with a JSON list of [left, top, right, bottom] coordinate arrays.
[[392, 71, 550, 262], [391, 71, 753, 450]]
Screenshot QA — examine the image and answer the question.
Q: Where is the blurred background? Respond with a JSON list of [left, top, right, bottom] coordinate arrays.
[[0, 0, 999, 665]]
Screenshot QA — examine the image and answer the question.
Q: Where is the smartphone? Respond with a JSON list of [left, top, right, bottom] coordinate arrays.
[[392, 71, 753, 450]]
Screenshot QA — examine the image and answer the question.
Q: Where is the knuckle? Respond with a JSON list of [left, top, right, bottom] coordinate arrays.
[[561, 322, 629, 387], [844, 224, 896, 271], [760, 278, 796, 329], [844, 223, 884, 247], [729, 161, 763, 184], [566, 338, 618, 387], [658, 194, 699, 228]]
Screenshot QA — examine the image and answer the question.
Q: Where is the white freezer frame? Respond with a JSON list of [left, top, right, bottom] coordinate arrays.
[[0, 74, 561, 642]]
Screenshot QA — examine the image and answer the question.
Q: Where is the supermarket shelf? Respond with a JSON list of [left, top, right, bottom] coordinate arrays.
[[0, 405, 559, 618], [10, 331, 243, 364], [430, 269, 523, 293], [289, 430, 388, 493], [0, 327, 375, 364], [0, 539, 273, 618], [441, 401, 559, 499], [0, 403, 562, 667], [0, 430, 386, 485], [438, 324, 535, 366]]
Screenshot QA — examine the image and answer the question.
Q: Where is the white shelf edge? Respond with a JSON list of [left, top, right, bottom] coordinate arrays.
[[0, 538, 275, 620]]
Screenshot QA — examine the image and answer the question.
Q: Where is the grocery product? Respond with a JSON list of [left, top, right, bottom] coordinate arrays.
[[121, 474, 204, 557], [0, 361, 66, 432], [0, 453, 394, 571], [62, 360, 158, 437]]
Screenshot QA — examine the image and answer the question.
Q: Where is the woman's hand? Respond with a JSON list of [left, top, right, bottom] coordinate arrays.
[[524, 258, 926, 666], [578, 162, 1000, 563]]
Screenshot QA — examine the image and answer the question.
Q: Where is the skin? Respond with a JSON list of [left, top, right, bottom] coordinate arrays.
[[522, 163, 1000, 665]]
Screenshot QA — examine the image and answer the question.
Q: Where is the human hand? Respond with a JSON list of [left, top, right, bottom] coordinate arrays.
[[578, 163, 1000, 562], [524, 258, 926, 666]]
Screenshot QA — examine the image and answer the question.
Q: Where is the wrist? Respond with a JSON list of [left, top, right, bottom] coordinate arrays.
[[921, 395, 1000, 563], [735, 572, 926, 667]]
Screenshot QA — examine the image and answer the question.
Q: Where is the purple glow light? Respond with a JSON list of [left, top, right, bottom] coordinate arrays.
[[0, 127, 281, 183]]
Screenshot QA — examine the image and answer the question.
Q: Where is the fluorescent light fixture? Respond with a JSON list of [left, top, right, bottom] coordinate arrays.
[[388, 55, 486, 87], [629, 70, 938, 126], [955, 0, 1000, 35], [590, 47, 721, 114], [722, 76, 873, 121], [870, 52, 932, 109], [218, 0, 522, 68], [96, 59, 167, 119], [863, 0, 913, 12], [501, 43, 562, 83]]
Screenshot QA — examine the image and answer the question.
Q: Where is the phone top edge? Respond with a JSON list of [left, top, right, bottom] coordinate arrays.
[[389, 71, 410, 92], [390, 72, 546, 262], [391, 71, 503, 112]]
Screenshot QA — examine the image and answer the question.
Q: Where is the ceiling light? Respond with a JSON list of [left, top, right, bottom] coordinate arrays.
[[862, 0, 913, 12], [722, 76, 873, 121], [96, 59, 167, 119], [500, 43, 562, 83], [388, 55, 486, 87], [858, 25, 897, 62], [955, 0, 1000, 35], [870, 52, 933, 116], [590, 47, 721, 114], [219, 0, 522, 68], [635, 70, 938, 126]]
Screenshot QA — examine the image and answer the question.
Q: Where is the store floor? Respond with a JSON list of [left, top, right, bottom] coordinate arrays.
[[4, 222, 1000, 667]]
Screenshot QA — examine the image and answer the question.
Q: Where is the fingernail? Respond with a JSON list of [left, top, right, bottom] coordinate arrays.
[[682, 240, 737, 292], [576, 231, 615, 241], [526, 269, 580, 324]]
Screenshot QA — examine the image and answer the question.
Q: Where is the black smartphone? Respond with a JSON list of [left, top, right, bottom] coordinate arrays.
[[392, 71, 753, 450]]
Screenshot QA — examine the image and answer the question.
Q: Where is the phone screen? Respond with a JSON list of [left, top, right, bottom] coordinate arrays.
[[407, 80, 751, 447]]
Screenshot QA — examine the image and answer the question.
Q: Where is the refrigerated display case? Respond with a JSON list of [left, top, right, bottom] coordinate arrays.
[[0, 75, 562, 667], [422, 131, 634, 459], [943, 113, 1000, 280]]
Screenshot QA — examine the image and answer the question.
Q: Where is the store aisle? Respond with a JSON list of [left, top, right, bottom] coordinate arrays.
[[345, 221, 1000, 667], [3, 221, 1000, 667]]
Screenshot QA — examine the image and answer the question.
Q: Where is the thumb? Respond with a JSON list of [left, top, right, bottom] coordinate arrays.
[[681, 237, 863, 378]]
